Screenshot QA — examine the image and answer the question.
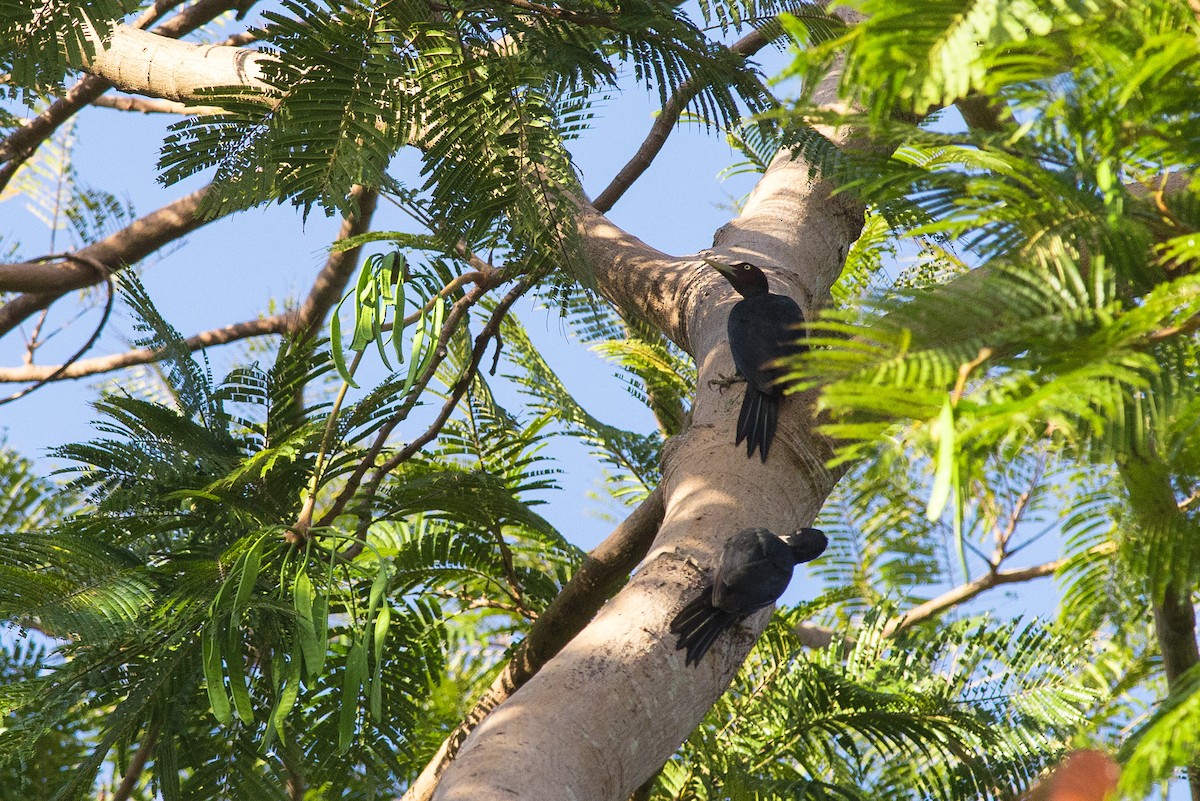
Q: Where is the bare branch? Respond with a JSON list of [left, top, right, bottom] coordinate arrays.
[[0, 186, 214, 336], [592, 28, 771, 213], [1147, 310, 1200, 342], [0, 257, 114, 403], [290, 186, 380, 338], [0, 187, 375, 383], [80, 26, 274, 105], [881, 545, 1114, 638], [111, 725, 161, 801], [0, 0, 245, 192], [792, 539, 1111, 652], [91, 93, 225, 116], [0, 316, 288, 383], [130, 0, 190, 29], [991, 453, 1045, 564]]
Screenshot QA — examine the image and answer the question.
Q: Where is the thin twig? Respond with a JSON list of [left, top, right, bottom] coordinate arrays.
[[110, 723, 161, 801], [950, 346, 993, 404], [490, 524, 536, 619], [23, 307, 50, 365], [338, 273, 538, 559], [0, 255, 114, 406], [289, 349, 365, 545], [991, 452, 1044, 564]]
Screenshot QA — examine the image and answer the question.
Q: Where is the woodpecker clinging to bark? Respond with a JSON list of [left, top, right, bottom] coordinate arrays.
[[671, 527, 828, 666], [704, 258, 807, 463]]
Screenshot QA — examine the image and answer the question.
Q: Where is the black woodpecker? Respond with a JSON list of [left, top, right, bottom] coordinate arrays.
[[670, 526, 827, 667], [704, 258, 807, 462]]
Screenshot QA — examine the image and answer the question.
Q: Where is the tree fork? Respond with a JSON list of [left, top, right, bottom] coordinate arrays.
[[0, 0, 248, 192]]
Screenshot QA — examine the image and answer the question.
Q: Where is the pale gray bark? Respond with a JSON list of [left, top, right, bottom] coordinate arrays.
[[81, 26, 274, 105]]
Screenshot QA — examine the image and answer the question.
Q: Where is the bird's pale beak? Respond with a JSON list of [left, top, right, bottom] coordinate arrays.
[[702, 257, 735, 279]]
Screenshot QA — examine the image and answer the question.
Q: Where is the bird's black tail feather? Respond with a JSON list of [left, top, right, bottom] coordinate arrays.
[[670, 588, 740, 666], [735, 388, 778, 463]]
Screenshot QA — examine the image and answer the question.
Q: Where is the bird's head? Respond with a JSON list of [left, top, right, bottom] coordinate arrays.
[[783, 527, 828, 563], [703, 258, 770, 298]]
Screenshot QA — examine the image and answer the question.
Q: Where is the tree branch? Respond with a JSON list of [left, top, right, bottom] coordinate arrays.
[[481, 0, 616, 28], [0, 186, 214, 336], [110, 724, 160, 801], [881, 549, 1111, 638], [0, 316, 288, 383], [1147, 310, 1200, 343], [91, 93, 225, 116], [290, 186, 380, 339], [0, 258, 113, 402], [0, 0, 245, 192], [0, 187, 374, 384], [79, 25, 275, 105], [591, 27, 772, 213]]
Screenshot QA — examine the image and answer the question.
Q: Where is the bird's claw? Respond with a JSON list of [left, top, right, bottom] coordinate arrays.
[[707, 373, 745, 393]]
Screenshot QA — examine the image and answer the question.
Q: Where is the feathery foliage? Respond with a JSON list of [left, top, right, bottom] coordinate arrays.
[[4, 0, 1198, 796], [0, 0, 140, 91], [655, 611, 1096, 801], [0, 280, 582, 797], [773, 0, 1200, 794]]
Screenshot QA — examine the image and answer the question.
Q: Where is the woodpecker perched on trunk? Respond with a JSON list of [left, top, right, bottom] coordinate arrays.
[[704, 258, 807, 463], [671, 527, 827, 666]]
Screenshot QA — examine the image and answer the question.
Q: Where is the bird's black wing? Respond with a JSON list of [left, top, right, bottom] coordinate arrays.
[[711, 528, 795, 613], [671, 530, 797, 667], [727, 294, 806, 462], [726, 295, 805, 394]]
